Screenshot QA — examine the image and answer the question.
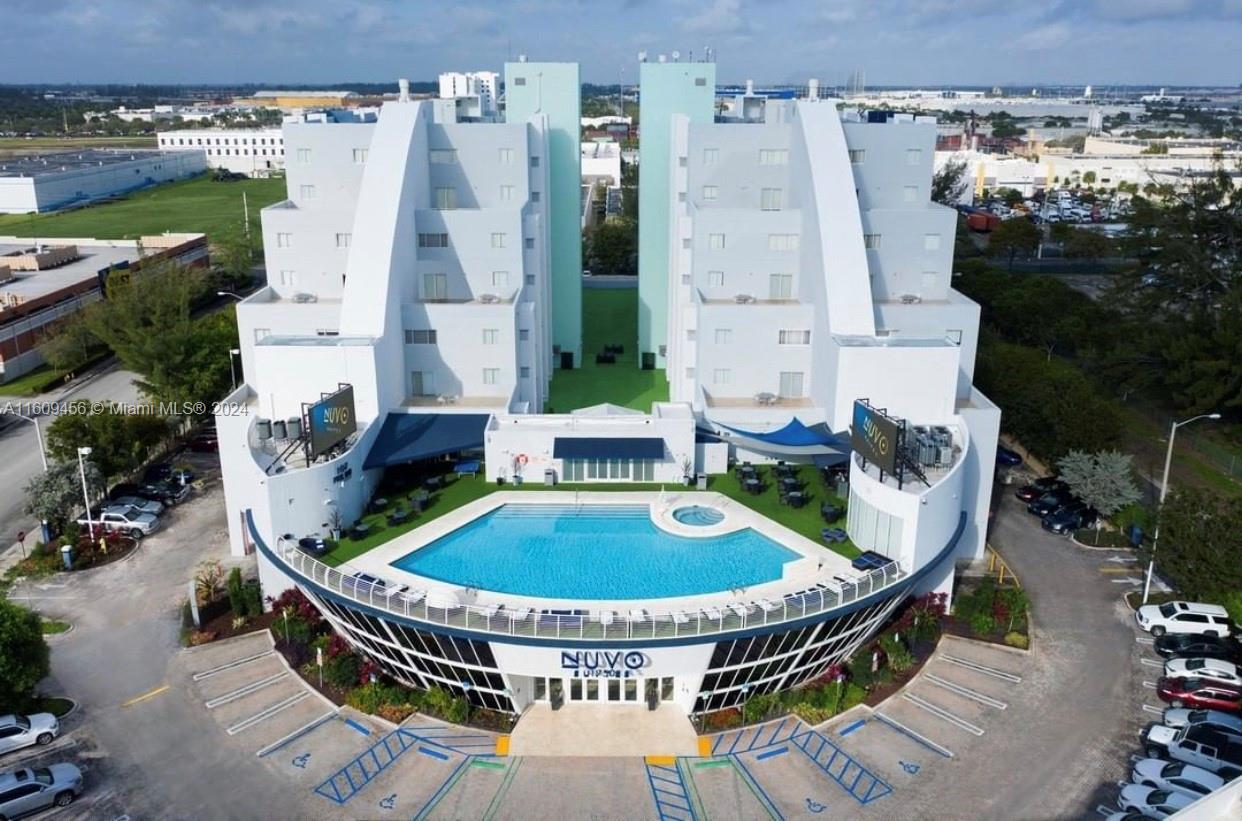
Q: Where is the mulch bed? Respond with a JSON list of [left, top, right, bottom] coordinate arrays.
[[861, 637, 939, 707], [196, 608, 278, 643], [941, 616, 1028, 648]]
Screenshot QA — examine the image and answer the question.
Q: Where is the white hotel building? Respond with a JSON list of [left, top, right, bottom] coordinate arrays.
[[217, 67, 1001, 721]]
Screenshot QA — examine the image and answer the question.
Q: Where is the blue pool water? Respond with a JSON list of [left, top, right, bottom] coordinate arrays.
[[391, 504, 798, 600], [672, 506, 726, 526]]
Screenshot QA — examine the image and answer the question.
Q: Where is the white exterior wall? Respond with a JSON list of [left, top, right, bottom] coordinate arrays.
[[158, 129, 285, 177]]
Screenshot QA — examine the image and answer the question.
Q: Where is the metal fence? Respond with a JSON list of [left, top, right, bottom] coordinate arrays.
[[273, 539, 906, 642]]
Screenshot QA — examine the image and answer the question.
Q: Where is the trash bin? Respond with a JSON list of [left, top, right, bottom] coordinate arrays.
[[544, 468, 557, 486], [696, 474, 707, 490], [60, 544, 73, 570], [1128, 524, 1144, 548]]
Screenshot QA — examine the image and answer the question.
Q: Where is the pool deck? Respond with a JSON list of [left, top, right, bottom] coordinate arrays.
[[345, 491, 863, 615]]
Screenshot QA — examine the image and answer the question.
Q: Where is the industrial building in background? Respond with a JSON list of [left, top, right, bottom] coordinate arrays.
[[0, 149, 206, 214]]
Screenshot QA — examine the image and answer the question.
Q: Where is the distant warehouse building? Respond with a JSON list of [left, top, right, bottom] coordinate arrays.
[[0, 149, 206, 214], [0, 233, 208, 382], [158, 129, 285, 177]]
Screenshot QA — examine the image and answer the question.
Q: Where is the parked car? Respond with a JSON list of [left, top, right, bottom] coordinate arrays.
[[995, 445, 1023, 467], [1027, 489, 1076, 517], [1100, 814, 1155, 821], [1164, 658, 1242, 686], [0, 714, 58, 756], [1141, 723, 1242, 778], [1156, 677, 1242, 713], [0, 764, 83, 817], [143, 463, 194, 486], [1040, 502, 1098, 535], [1154, 634, 1242, 663], [110, 481, 190, 507], [1137, 601, 1234, 638], [107, 496, 164, 517], [76, 505, 159, 540], [1015, 477, 1067, 502], [1130, 758, 1224, 800], [1115, 784, 1195, 818], [186, 432, 219, 453], [1161, 707, 1242, 737]]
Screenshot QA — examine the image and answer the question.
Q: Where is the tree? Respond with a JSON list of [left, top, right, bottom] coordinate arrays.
[[996, 187, 1024, 207], [1063, 228, 1115, 262], [0, 598, 50, 713], [987, 218, 1040, 270], [1056, 450, 1142, 542], [931, 157, 970, 205], [24, 460, 105, 531], [212, 226, 256, 291], [38, 308, 107, 375], [1082, 171, 1097, 185], [1156, 488, 1242, 606], [45, 402, 172, 481], [584, 218, 637, 277]]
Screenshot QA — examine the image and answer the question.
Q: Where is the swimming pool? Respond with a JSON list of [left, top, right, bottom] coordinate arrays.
[[390, 504, 798, 600], [672, 505, 725, 526]]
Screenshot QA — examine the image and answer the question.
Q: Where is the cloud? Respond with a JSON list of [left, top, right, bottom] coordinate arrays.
[[681, 0, 750, 34], [1086, 0, 1197, 20], [1014, 22, 1072, 50]]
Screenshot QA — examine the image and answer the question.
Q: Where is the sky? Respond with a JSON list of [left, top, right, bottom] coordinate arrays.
[[1, 0, 1240, 88]]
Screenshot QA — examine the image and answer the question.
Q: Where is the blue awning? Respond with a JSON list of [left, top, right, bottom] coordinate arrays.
[[363, 413, 489, 470], [717, 417, 840, 447], [553, 437, 665, 460]]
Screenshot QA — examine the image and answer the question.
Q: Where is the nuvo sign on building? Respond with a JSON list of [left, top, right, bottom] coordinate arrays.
[[851, 399, 901, 475], [306, 384, 357, 458]]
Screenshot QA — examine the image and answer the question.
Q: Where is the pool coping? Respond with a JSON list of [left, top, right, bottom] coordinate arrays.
[[344, 491, 858, 613]]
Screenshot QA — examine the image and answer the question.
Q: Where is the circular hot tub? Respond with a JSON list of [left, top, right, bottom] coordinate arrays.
[[672, 505, 726, 527]]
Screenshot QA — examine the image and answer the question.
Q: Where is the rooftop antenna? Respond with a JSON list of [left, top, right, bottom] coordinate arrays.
[[637, 50, 648, 63], [672, 50, 680, 62]]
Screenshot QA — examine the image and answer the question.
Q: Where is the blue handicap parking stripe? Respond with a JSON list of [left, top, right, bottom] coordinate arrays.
[[343, 717, 371, 736], [839, 719, 866, 737], [418, 745, 450, 761], [755, 746, 789, 761]]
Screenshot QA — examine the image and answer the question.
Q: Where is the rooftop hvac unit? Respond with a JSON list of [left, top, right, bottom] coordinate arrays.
[[478, 293, 500, 303], [272, 419, 287, 440], [256, 419, 272, 440], [899, 294, 921, 304], [735, 294, 756, 304], [292, 292, 318, 304], [287, 417, 303, 440]]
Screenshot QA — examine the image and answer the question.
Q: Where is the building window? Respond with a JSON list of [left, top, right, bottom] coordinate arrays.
[[482, 368, 499, 385], [922, 271, 938, 290], [947, 329, 963, 345], [411, 371, 434, 396], [491, 271, 509, 287], [422, 273, 447, 301], [712, 328, 732, 345], [418, 233, 449, 248], [703, 148, 719, 164], [299, 184, 316, 200], [903, 185, 918, 202], [430, 149, 457, 164], [404, 329, 437, 344], [498, 148, 514, 164], [708, 270, 725, 287], [276, 233, 292, 248], [759, 149, 788, 166], [524, 237, 535, 249], [296, 148, 311, 163], [499, 185, 514, 201], [685, 367, 695, 379], [778, 329, 811, 345], [702, 185, 718, 201], [695, 77, 707, 86], [520, 366, 531, 378], [682, 238, 692, 249], [532, 191, 541, 202], [513, 77, 526, 86], [708, 233, 725, 250], [490, 233, 506, 248], [924, 233, 941, 251], [335, 233, 351, 248], [530, 156, 540, 168], [906, 148, 922, 165], [778, 371, 805, 397], [713, 368, 732, 384], [681, 273, 691, 285], [848, 149, 866, 163], [279, 269, 295, 286], [525, 273, 535, 285], [760, 188, 783, 211], [482, 328, 499, 345], [768, 234, 799, 251], [863, 233, 881, 249], [769, 273, 793, 299], [253, 327, 271, 342], [353, 148, 368, 163], [519, 329, 530, 341]]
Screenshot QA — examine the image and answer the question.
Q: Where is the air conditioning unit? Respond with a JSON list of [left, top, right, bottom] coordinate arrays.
[[899, 294, 921, 304], [292, 292, 318, 304], [478, 293, 500, 304], [735, 294, 756, 304]]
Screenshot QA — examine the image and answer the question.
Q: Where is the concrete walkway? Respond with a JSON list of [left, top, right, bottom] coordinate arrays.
[[509, 703, 699, 756]]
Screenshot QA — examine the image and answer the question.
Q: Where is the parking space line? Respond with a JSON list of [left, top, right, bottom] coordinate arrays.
[[256, 710, 337, 757], [412, 756, 470, 821], [1141, 705, 1164, 716], [1134, 637, 1154, 645], [204, 672, 288, 708], [730, 756, 785, 821], [1142, 681, 1158, 690], [924, 674, 1008, 709], [191, 650, 274, 681], [940, 654, 1022, 682], [874, 713, 954, 758], [226, 691, 309, 735], [902, 693, 985, 736], [1139, 658, 1163, 668]]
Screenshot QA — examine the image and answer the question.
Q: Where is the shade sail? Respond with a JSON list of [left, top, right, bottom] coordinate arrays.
[[363, 413, 489, 470], [552, 437, 666, 460]]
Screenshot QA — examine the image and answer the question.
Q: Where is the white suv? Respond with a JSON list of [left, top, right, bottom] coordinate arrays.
[[1137, 601, 1232, 638]]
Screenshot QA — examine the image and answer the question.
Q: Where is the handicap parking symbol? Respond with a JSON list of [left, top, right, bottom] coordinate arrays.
[[379, 794, 397, 811], [900, 760, 920, 775], [291, 753, 310, 769], [805, 798, 827, 813]]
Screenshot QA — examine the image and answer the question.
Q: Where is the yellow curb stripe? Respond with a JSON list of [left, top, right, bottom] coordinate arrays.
[[1098, 567, 1133, 574], [698, 737, 713, 757], [495, 735, 510, 756], [121, 684, 169, 707], [646, 755, 676, 766]]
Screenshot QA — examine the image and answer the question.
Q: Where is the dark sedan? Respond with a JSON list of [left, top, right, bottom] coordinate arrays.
[[110, 480, 190, 507], [996, 445, 1023, 467], [1155, 634, 1242, 664], [1015, 477, 1068, 502], [1027, 489, 1076, 517], [1041, 503, 1098, 535]]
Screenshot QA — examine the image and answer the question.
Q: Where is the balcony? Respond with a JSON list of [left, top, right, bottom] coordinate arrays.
[[703, 389, 813, 410]]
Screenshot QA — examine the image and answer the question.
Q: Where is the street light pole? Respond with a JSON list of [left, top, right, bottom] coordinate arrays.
[[77, 446, 95, 548], [4, 410, 48, 472], [1142, 412, 1221, 604], [217, 290, 244, 302]]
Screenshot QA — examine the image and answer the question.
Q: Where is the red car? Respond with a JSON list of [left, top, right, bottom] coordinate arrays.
[[1157, 677, 1242, 713]]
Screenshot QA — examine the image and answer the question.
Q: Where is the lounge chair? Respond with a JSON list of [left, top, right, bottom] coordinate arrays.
[[628, 608, 648, 622], [599, 611, 615, 626], [481, 603, 501, 618], [728, 603, 749, 619], [512, 607, 532, 621], [672, 610, 689, 625], [703, 606, 723, 621], [757, 598, 780, 613]]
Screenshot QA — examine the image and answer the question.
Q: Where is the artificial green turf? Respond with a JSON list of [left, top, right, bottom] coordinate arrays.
[[707, 466, 859, 559], [0, 173, 286, 242], [545, 287, 669, 413]]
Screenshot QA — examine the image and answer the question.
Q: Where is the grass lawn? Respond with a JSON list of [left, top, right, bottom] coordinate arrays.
[[545, 287, 669, 412], [0, 365, 68, 396], [40, 619, 71, 634], [0, 173, 286, 242], [321, 464, 858, 567], [30, 696, 74, 717]]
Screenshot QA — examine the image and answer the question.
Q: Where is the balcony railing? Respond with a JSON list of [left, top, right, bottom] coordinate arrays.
[[267, 529, 909, 642]]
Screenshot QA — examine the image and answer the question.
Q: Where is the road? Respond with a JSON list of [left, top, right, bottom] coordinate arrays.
[[0, 363, 142, 547]]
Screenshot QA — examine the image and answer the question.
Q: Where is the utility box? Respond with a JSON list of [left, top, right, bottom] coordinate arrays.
[[544, 468, 557, 486]]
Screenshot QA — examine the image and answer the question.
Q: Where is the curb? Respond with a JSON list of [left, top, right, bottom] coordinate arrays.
[[181, 625, 274, 654], [43, 622, 75, 638], [57, 698, 81, 721], [943, 631, 1032, 657], [1069, 533, 1136, 552]]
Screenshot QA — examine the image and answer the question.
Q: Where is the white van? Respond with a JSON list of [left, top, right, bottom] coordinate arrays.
[[1137, 601, 1233, 638]]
